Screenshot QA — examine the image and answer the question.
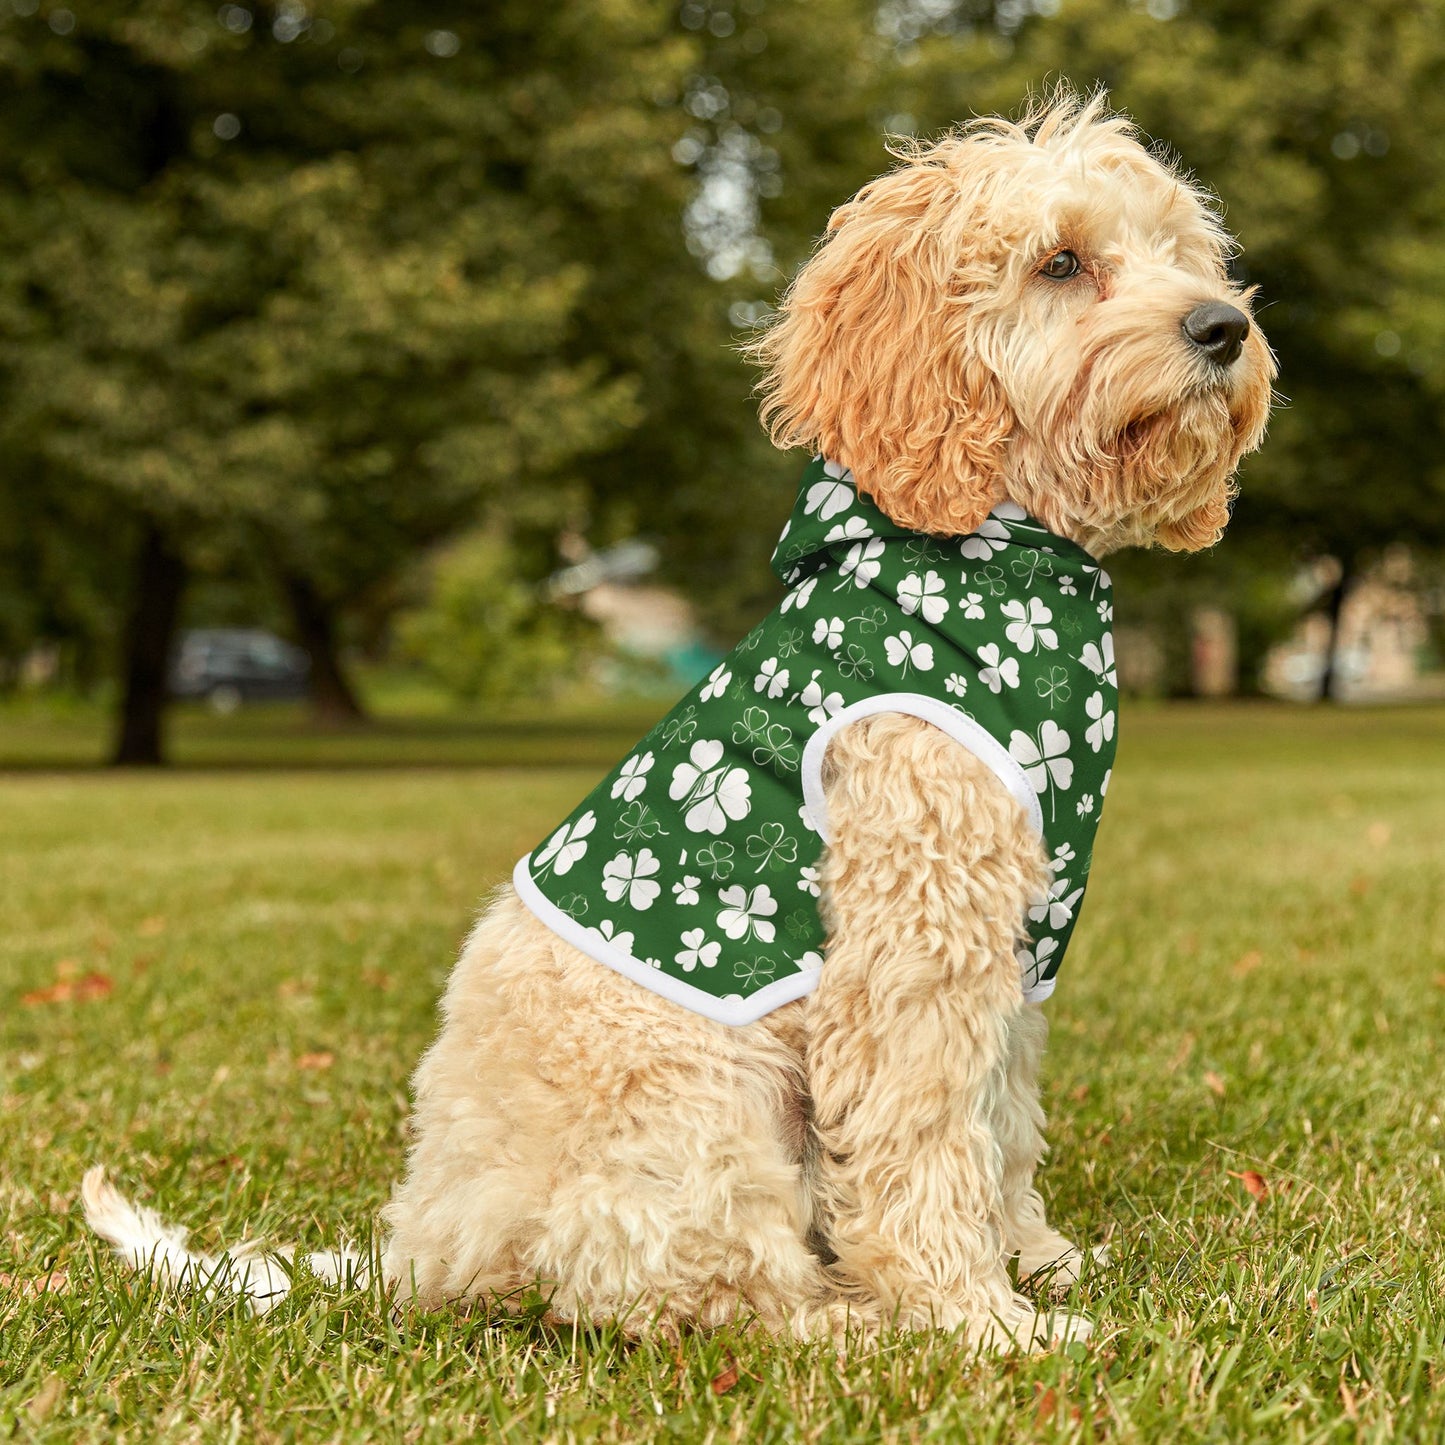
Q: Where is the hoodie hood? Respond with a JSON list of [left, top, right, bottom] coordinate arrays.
[[771, 456, 1097, 586]]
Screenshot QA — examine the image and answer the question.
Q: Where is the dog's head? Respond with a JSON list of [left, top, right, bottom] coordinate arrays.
[[750, 90, 1275, 555]]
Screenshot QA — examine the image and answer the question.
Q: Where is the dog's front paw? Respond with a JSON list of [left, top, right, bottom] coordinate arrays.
[[972, 1295, 1093, 1353], [1017, 1240, 1110, 1294]]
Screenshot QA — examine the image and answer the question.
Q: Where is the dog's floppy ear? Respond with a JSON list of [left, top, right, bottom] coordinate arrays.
[[749, 151, 1012, 537]]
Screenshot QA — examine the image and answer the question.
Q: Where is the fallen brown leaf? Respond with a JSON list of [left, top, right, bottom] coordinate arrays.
[[1349, 875, 1372, 898], [711, 1357, 740, 1396], [1167, 1033, 1196, 1073], [1339, 1379, 1358, 1420], [27, 1374, 64, 1423], [295, 1052, 334, 1071], [1433, 973, 1445, 990], [1228, 1169, 1268, 1201], [361, 969, 394, 992], [1034, 1386, 1058, 1425], [1232, 950, 1263, 977], [138, 915, 167, 937], [1070, 1083, 1090, 1103], [1365, 822, 1391, 849], [21, 972, 114, 1007], [1204, 1070, 1227, 1098], [0, 1268, 70, 1299]]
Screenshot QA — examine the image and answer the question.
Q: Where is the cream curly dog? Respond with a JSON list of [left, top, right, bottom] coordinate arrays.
[[85, 93, 1273, 1350]]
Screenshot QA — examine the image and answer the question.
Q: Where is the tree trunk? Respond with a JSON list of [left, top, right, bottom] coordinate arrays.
[[281, 571, 366, 725], [112, 524, 187, 766], [1317, 556, 1354, 703]]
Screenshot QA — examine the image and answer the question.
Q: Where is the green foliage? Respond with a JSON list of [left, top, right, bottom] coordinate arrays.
[[2, 703, 1444, 1438], [395, 534, 593, 705]]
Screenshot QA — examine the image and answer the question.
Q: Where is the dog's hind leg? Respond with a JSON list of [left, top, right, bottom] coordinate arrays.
[[805, 713, 1090, 1350], [383, 893, 832, 1337], [993, 1004, 1100, 1291]]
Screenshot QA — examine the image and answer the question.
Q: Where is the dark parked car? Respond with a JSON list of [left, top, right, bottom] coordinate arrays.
[[170, 629, 310, 712]]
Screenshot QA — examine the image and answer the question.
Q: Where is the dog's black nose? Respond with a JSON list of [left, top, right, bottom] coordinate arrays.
[[1182, 302, 1250, 367]]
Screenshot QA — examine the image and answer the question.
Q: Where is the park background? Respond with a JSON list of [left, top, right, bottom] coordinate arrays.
[[2, 2, 1444, 1442]]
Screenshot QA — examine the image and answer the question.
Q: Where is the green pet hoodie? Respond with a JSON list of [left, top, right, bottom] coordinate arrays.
[[514, 457, 1119, 1026]]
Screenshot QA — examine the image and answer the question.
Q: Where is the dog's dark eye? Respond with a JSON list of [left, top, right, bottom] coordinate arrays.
[[1041, 250, 1081, 280]]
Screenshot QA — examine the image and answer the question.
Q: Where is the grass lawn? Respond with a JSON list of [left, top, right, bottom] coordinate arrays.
[[2, 702, 1444, 1442]]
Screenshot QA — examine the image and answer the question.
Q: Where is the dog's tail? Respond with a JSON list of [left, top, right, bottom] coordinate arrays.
[[81, 1165, 368, 1315]]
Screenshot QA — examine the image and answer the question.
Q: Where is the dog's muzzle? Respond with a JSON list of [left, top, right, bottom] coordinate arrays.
[[1182, 301, 1250, 367]]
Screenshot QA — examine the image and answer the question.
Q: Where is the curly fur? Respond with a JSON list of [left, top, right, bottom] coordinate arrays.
[[85, 88, 1272, 1353]]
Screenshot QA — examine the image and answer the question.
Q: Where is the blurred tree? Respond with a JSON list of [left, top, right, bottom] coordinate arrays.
[[395, 531, 592, 705], [0, 0, 693, 758]]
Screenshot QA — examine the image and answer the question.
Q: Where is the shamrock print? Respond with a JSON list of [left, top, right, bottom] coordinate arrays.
[[813, 616, 844, 649], [754, 657, 790, 698], [884, 630, 934, 675], [776, 626, 805, 660], [557, 893, 588, 920], [732, 707, 769, 746], [959, 517, 1011, 560], [591, 919, 636, 954], [797, 866, 820, 897], [1080, 564, 1112, 599], [780, 575, 818, 614], [1076, 793, 1095, 818], [902, 537, 947, 567], [747, 821, 799, 872], [977, 642, 1019, 693], [1085, 690, 1115, 752], [613, 800, 667, 842], [897, 570, 949, 624], [824, 514, 874, 545], [1059, 575, 1077, 596], [1035, 666, 1072, 710], [1010, 721, 1074, 820], [601, 848, 662, 910], [1002, 597, 1058, 653], [534, 810, 596, 878], [785, 908, 814, 940], [837, 643, 874, 681], [797, 950, 824, 972], [752, 722, 800, 773], [799, 670, 844, 726], [696, 840, 735, 880], [835, 537, 885, 590], [961, 592, 986, 620], [672, 875, 702, 906], [1049, 842, 1076, 873], [1029, 876, 1084, 931], [1010, 549, 1055, 588], [669, 740, 753, 835], [610, 750, 655, 802], [805, 461, 856, 520], [1098, 600, 1114, 623], [675, 928, 721, 973], [1015, 936, 1059, 989], [699, 666, 732, 703], [1080, 634, 1117, 687], [849, 605, 888, 634], [945, 672, 968, 697], [660, 704, 698, 750], [717, 884, 779, 944], [733, 955, 778, 988], [975, 563, 1007, 596]]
